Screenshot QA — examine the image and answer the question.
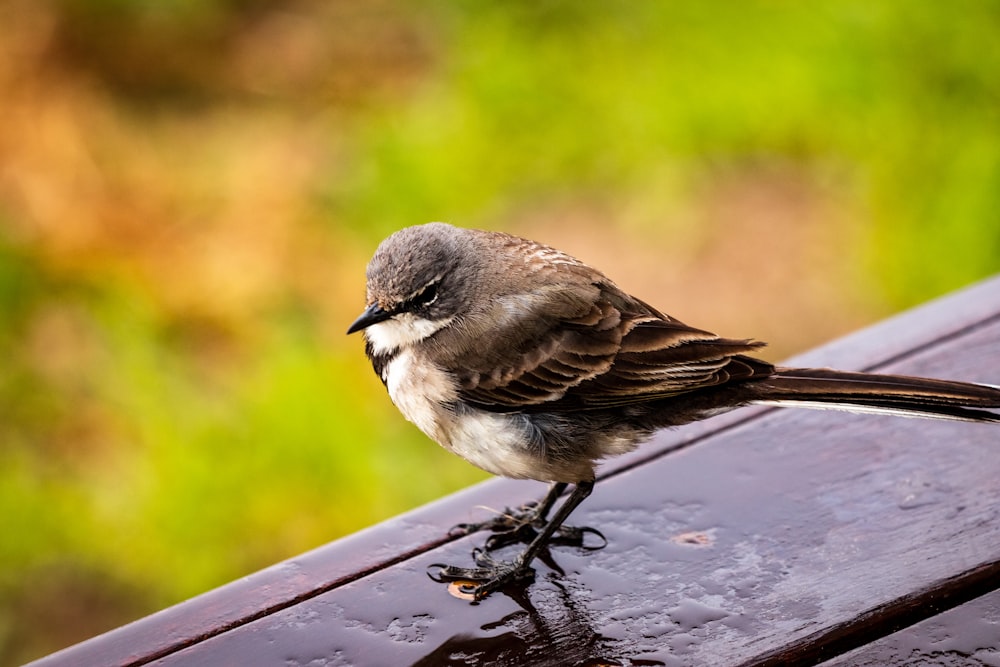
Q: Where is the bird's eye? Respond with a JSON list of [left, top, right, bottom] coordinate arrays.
[[409, 281, 439, 310]]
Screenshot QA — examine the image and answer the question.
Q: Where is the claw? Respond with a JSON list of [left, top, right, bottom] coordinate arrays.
[[427, 562, 497, 582], [447, 523, 475, 537], [483, 523, 539, 551], [426, 555, 536, 601], [481, 523, 607, 551], [548, 525, 607, 550], [433, 482, 597, 600], [448, 506, 535, 537]]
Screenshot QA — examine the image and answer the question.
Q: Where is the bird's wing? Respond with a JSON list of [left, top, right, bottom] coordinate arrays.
[[454, 284, 771, 412], [563, 318, 770, 409]]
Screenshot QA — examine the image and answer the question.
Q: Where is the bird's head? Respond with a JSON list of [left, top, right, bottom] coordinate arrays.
[[347, 222, 478, 354]]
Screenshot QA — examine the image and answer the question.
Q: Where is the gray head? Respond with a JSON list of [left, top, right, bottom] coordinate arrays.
[[346, 223, 485, 350], [347, 222, 608, 357]]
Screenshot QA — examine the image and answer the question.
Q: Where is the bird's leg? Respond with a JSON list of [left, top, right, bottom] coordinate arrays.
[[449, 482, 567, 546], [476, 481, 604, 551], [431, 480, 595, 600], [531, 480, 567, 522]]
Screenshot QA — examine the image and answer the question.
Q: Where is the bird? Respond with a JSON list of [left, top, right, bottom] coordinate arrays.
[[347, 222, 1000, 600]]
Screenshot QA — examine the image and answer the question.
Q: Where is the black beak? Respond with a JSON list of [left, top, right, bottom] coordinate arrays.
[[347, 303, 392, 334]]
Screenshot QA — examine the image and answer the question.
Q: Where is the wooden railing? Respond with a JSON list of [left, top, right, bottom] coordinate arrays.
[[31, 276, 1000, 667]]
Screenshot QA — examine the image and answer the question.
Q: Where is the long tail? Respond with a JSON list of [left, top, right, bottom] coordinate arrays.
[[749, 367, 1000, 423]]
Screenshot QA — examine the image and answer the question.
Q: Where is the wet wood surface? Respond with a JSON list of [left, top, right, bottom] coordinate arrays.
[[30, 276, 1000, 667]]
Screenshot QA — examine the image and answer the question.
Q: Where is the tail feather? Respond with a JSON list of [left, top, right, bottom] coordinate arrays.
[[750, 367, 1000, 423]]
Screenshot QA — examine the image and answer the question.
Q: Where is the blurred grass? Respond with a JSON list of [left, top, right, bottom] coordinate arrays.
[[1, 0, 999, 663]]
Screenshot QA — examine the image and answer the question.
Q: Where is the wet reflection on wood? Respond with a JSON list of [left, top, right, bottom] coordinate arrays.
[[30, 276, 1000, 666]]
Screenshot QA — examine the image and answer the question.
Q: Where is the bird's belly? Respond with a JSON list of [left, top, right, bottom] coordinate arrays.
[[383, 351, 529, 476], [383, 350, 598, 482], [442, 409, 555, 480]]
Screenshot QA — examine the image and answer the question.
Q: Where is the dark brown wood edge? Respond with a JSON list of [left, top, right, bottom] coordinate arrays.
[[28, 275, 1000, 667], [813, 583, 1000, 666], [744, 560, 1000, 667]]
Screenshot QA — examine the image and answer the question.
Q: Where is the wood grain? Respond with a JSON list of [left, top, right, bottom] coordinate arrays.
[[29, 276, 1000, 667]]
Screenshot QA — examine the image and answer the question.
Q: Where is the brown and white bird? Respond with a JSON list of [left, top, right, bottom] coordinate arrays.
[[347, 222, 1000, 600]]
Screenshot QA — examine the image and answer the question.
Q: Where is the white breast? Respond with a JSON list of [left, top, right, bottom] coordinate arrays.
[[380, 350, 559, 481], [383, 349, 458, 439]]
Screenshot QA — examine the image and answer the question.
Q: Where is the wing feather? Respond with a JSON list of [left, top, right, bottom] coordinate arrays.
[[455, 282, 772, 413]]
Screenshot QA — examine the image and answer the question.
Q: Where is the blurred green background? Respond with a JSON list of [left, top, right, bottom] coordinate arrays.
[[2, 0, 999, 663]]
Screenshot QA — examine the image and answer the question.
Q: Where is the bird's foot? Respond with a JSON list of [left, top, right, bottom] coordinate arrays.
[[428, 549, 534, 601], [449, 503, 605, 551], [448, 500, 544, 537], [481, 522, 606, 552]]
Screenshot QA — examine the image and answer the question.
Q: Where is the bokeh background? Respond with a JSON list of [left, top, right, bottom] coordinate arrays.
[[2, 1, 999, 663]]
